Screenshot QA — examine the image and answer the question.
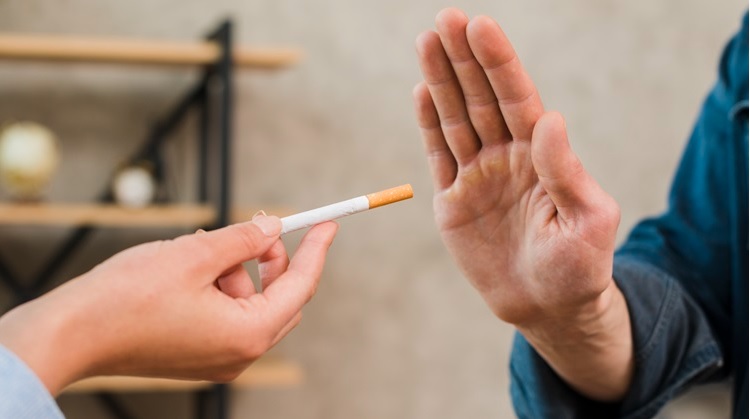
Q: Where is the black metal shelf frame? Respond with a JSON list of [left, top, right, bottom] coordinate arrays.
[[0, 20, 237, 419]]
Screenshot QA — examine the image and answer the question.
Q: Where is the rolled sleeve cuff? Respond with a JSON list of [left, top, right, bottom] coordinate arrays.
[[509, 256, 723, 419], [0, 344, 64, 419]]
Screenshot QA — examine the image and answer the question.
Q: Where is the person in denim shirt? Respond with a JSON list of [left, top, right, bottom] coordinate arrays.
[[415, 8, 747, 419]]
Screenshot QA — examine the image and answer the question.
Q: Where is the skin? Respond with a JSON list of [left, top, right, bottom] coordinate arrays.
[[0, 215, 338, 396], [414, 8, 633, 401]]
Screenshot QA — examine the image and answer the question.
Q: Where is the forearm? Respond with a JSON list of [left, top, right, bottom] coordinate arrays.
[[0, 279, 100, 396], [516, 281, 634, 402]]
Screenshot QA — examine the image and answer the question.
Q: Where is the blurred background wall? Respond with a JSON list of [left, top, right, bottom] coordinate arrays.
[[0, 0, 746, 417]]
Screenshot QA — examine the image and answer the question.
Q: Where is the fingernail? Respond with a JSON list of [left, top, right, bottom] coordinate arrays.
[[195, 228, 206, 234], [253, 215, 281, 236], [252, 210, 267, 220]]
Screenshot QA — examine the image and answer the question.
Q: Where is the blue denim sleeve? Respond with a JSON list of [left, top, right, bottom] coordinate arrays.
[[0, 345, 64, 419], [509, 13, 747, 419], [510, 257, 723, 419]]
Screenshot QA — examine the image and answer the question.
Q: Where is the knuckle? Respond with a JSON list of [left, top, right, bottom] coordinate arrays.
[[235, 225, 265, 255], [174, 234, 215, 267], [287, 268, 318, 304]]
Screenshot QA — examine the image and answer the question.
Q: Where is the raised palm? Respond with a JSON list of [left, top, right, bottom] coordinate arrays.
[[414, 9, 620, 326]]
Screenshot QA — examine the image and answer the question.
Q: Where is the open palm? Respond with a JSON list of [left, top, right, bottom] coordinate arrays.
[[414, 9, 620, 326]]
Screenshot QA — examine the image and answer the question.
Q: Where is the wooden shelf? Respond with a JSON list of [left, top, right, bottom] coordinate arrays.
[[0, 203, 295, 227], [64, 356, 303, 393], [0, 34, 301, 69], [0, 203, 214, 227]]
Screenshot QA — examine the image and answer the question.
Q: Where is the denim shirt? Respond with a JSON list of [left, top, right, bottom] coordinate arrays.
[[510, 13, 748, 419]]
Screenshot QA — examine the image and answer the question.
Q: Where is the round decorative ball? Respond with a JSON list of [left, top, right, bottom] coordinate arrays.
[[112, 165, 156, 208], [0, 122, 60, 200]]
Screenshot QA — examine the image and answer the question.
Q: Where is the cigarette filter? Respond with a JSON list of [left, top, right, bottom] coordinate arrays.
[[280, 184, 413, 234]]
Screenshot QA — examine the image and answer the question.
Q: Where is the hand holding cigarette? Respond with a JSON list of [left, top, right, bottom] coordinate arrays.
[[0, 215, 337, 397], [280, 184, 414, 234]]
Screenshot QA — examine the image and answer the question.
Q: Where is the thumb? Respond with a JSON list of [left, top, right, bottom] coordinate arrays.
[[187, 215, 282, 276], [531, 111, 597, 214]]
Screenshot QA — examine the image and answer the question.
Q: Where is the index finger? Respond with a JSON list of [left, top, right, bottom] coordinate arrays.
[[466, 16, 544, 141], [177, 216, 282, 277], [254, 222, 338, 328]]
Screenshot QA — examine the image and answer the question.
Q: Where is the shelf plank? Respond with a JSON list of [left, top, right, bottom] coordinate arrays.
[[0, 203, 216, 227], [64, 356, 303, 393], [0, 34, 301, 69], [0, 203, 295, 227]]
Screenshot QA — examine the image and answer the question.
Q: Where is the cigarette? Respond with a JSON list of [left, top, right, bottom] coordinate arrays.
[[280, 184, 413, 234]]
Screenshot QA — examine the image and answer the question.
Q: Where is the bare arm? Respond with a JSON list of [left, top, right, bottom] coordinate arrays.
[[0, 216, 337, 396], [414, 8, 632, 401]]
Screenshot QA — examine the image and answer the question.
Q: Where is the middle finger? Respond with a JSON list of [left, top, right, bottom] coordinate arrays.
[[416, 30, 481, 166], [435, 8, 510, 146]]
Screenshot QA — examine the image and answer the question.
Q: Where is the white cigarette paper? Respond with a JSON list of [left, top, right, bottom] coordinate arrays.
[[280, 184, 413, 235]]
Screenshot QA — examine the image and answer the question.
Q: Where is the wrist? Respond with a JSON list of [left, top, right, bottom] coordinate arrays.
[[517, 280, 634, 401], [0, 278, 103, 396], [517, 280, 620, 345]]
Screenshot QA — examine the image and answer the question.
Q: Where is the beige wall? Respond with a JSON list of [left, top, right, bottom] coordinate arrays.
[[0, 0, 746, 418]]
